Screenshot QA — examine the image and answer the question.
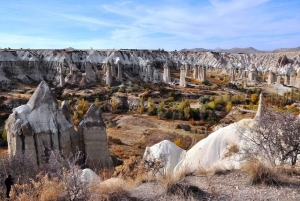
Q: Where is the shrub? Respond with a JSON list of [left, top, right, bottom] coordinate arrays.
[[168, 97, 175, 102], [211, 84, 218, 89], [199, 96, 210, 104], [77, 98, 90, 114], [118, 86, 126, 93], [225, 101, 232, 112], [243, 159, 279, 185], [251, 93, 259, 104], [57, 99, 62, 106], [207, 101, 216, 110], [94, 98, 101, 107], [202, 80, 211, 86], [189, 118, 196, 126], [147, 97, 157, 115], [173, 139, 184, 149]]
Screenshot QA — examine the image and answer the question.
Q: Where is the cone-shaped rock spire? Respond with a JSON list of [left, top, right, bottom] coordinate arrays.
[[254, 93, 266, 120]]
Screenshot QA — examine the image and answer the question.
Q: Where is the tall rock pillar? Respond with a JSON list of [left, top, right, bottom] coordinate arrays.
[[117, 62, 122, 81], [193, 65, 198, 79], [59, 64, 65, 87], [78, 104, 113, 169], [163, 63, 171, 83], [106, 63, 112, 86], [179, 66, 186, 87]]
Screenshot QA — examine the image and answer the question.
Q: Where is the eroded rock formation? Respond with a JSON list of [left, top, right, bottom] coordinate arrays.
[[1, 49, 300, 88], [5, 81, 112, 169], [78, 104, 113, 168]]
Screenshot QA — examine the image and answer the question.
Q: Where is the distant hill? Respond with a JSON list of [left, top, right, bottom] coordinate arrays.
[[181, 46, 300, 54], [272, 46, 300, 53]]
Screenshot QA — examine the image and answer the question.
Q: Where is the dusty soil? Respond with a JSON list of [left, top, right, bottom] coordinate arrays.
[[127, 170, 300, 200], [103, 114, 206, 159]]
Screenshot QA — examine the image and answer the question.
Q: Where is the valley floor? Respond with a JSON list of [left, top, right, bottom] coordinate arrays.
[[127, 170, 300, 200]]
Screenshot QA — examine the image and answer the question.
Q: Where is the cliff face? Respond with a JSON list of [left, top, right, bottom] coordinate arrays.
[[0, 49, 300, 87]]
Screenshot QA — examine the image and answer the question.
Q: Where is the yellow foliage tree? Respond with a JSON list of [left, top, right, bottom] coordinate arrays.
[[207, 101, 216, 110], [57, 99, 62, 106], [226, 101, 232, 112], [94, 98, 101, 107], [214, 97, 223, 105], [211, 84, 218, 89], [251, 94, 259, 104], [147, 97, 156, 115], [222, 93, 231, 102], [173, 139, 184, 149], [77, 98, 90, 114], [111, 96, 120, 112]]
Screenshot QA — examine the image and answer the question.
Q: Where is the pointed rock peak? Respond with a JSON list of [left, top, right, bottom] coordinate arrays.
[[27, 81, 58, 110], [83, 104, 106, 128], [254, 93, 266, 120], [61, 100, 73, 114]]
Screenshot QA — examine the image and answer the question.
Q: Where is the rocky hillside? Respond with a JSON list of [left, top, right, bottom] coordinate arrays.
[[0, 49, 300, 86]]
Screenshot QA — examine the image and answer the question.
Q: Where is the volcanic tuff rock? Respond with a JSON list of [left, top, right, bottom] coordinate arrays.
[[78, 104, 113, 169], [143, 94, 267, 175], [5, 81, 112, 169], [1, 49, 300, 87]]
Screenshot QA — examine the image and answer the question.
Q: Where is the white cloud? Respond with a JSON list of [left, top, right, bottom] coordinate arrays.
[[1, 0, 299, 50]]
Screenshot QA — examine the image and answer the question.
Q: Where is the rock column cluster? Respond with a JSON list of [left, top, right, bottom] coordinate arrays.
[[5, 81, 112, 169]]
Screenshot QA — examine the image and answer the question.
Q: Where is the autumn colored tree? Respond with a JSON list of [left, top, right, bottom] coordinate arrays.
[[225, 101, 232, 112], [251, 94, 259, 104], [173, 139, 184, 149], [147, 97, 157, 115]]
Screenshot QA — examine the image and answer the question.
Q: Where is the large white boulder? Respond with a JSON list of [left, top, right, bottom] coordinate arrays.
[[81, 168, 101, 187], [143, 140, 186, 175], [174, 119, 252, 175]]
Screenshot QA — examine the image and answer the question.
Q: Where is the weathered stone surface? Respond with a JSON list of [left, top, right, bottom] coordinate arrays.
[[179, 66, 186, 87], [6, 81, 74, 165], [78, 104, 113, 169], [163, 63, 171, 83], [1, 49, 300, 87], [5, 81, 113, 170]]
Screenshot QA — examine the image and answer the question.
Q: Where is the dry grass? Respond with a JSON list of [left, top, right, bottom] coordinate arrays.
[[277, 165, 300, 176], [162, 175, 212, 200], [223, 144, 239, 159], [242, 159, 280, 185], [89, 178, 131, 201]]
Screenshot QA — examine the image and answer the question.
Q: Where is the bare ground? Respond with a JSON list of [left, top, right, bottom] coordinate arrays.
[[104, 114, 205, 159], [127, 170, 300, 200]]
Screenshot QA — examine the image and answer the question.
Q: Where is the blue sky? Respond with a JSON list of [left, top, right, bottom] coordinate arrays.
[[0, 0, 299, 50]]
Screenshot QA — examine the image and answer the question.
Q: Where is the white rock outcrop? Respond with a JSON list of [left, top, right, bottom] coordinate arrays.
[[6, 81, 74, 165], [143, 140, 186, 175], [5, 81, 113, 169], [143, 94, 267, 175]]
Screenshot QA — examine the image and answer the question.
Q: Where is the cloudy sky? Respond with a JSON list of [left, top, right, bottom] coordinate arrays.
[[0, 0, 299, 50]]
